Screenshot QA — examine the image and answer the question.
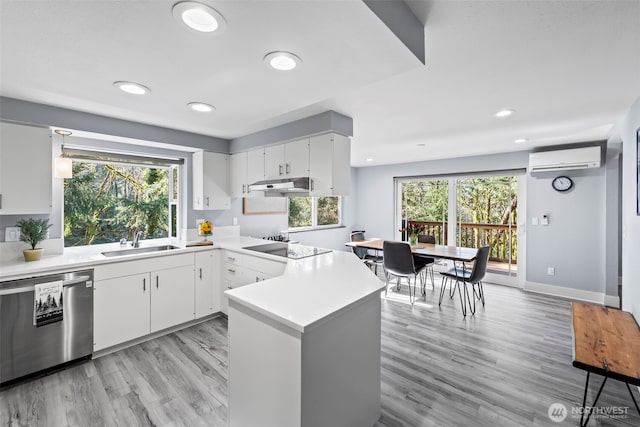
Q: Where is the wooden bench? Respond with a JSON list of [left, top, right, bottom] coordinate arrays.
[[572, 302, 640, 426]]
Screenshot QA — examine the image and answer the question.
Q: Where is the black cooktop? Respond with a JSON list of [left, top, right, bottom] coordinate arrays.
[[243, 242, 331, 259]]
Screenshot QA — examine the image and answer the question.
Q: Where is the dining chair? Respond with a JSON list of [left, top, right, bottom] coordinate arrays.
[[382, 240, 426, 305], [414, 234, 436, 294], [439, 245, 490, 316], [350, 231, 383, 275]]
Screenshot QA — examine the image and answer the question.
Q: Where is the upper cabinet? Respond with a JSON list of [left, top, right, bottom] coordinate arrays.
[[228, 132, 350, 198], [192, 151, 230, 210], [309, 133, 351, 196], [230, 150, 265, 197], [264, 138, 309, 180], [0, 122, 52, 214]]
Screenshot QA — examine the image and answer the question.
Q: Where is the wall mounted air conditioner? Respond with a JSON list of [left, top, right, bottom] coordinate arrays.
[[528, 146, 601, 173]]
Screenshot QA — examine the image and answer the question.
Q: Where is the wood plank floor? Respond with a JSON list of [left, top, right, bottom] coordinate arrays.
[[1, 281, 638, 426]]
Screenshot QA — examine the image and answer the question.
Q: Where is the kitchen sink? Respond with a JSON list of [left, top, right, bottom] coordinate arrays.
[[101, 245, 181, 258]]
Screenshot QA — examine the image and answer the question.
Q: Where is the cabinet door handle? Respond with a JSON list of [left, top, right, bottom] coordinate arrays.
[[278, 164, 283, 176], [205, 196, 209, 206], [256, 276, 259, 282], [199, 268, 202, 279], [227, 256, 235, 262], [310, 178, 314, 192], [156, 276, 159, 289], [242, 184, 246, 193], [227, 286, 233, 290], [227, 268, 235, 273], [143, 277, 146, 291], [286, 163, 290, 174]]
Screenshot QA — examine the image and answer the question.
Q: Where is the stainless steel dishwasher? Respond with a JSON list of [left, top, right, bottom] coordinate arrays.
[[0, 270, 94, 385]]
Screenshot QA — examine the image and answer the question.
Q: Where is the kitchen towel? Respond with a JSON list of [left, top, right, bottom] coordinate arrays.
[[34, 280, 64, 327]]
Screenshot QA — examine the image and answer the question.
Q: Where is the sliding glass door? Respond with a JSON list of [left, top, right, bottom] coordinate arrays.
[[399, 180, 448, 244], [455, 176, 518, 277], [397, 172, 523, 285]]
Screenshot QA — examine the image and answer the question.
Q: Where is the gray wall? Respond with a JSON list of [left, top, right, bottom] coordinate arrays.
[[526, 168, 604, 292], [351, 149, 616, 296], [0, 97, 229, 152]]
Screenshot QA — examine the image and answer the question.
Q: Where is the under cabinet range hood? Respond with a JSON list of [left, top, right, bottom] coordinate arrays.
[[249, 177, 312, 197]]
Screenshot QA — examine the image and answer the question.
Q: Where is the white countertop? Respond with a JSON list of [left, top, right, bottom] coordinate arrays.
[[217, 236, 385, 333], [0, 238, 214, 280], [1, 235, 385, 334]]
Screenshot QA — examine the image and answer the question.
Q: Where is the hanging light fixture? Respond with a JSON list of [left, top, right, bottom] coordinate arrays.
[[54, 130, 72, 179]]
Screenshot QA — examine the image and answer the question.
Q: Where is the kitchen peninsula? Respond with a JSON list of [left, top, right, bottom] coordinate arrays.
[[0, 232, 385, 427], [222, 237, 384, 427]]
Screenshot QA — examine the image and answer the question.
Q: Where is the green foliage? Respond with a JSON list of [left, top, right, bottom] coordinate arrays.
[[16, 218, 52, 250], [64, 163, 169, 246], [317, 197, 339, 226], [288, 197, 312, 228], [402, 177, 518, 262]]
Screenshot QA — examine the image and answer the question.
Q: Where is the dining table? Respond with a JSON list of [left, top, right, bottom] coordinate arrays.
[[345, 238, 479, 310]]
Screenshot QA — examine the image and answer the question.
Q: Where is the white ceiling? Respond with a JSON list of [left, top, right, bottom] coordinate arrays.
[[2, 0, 639, 167]]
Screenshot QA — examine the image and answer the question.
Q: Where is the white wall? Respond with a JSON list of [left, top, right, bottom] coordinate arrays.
[[619, 97, 640, 318]]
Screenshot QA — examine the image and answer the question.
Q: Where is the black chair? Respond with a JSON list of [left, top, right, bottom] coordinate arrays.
[[439, 245, 490, 316], [350, 231, 383, 275], [413, 234, 436, 294], [382, 240, 426, 305]]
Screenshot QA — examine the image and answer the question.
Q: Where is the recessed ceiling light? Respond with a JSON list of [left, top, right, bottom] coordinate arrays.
[[188, 102, 215, 112], [366, 158, 374, 162], [495, 109, 515, 117], [172, 1, 226, 34], [54, 129, 72, 136], [514, 138, 528, 144], [264, 51, 302, 71], [113, 81, 151, 95]]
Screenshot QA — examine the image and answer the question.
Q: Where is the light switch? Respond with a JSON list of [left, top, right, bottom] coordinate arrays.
[[5, 226, 21, 242]]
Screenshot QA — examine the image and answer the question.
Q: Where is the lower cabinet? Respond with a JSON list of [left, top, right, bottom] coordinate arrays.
[[220, 250, 286, 315], [150, 265, 195, 333], [93, 252, 200, 352], [195, 250, 221, 318], [94, 272, 151, 351]]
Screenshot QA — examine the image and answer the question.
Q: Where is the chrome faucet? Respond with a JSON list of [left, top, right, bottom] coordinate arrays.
[[132, 230, 144, 248]]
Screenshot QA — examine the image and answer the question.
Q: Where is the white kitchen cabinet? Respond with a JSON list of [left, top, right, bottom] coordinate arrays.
[[309, 133, 351, 196], [192, 150, 230, 210], [93, 253, 195, 351], [264, 138, 309, 180], [247, 148, 265, 185], [195, 250, 221, 318], [229, 150, 264, 198], [220, 250, 286, 315], [93, 273, 151, 351], [229, 152, 248, 198], [150, 265, 195, 333], [0, 122, 52, 214]]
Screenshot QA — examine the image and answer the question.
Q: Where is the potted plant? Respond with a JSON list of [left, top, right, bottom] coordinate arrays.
[[16, 218, 52, 262]]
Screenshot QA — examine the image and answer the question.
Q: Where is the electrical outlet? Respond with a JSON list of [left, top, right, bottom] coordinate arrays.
[[547, 267, 555, 276], [5, 226, 21, 242]]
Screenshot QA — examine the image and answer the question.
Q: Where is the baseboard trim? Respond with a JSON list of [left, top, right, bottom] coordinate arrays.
[[604, 295, 620, 308], [524, 281, 615, 305]]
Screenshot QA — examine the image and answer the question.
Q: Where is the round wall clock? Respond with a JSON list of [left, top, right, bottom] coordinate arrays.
[[552, 176, 573, 192]]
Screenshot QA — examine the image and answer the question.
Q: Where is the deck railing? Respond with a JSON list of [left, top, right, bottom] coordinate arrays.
[[404, 220, 517, 264]]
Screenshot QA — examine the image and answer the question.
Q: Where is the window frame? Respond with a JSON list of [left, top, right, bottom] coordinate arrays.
[[288, 196, 343, 231], [63, 158, 179, 247]]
